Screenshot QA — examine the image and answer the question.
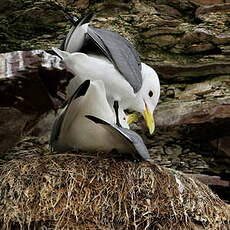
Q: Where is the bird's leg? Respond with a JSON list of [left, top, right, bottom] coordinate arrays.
[[113, 101, 121, 127]]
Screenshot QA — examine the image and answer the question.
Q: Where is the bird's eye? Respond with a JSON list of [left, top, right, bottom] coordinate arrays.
[[148, 90, 153, 97]]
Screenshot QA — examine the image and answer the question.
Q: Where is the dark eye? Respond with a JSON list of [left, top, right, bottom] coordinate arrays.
[[148, 90, 153, 97]]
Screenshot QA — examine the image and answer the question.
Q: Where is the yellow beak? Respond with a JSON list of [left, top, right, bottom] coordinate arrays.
[[143, 106, 155, 135], [127, 113, 139, 124]]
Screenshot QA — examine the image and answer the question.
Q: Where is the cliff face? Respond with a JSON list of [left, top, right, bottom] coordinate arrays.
[[0, 1, 229, 187]]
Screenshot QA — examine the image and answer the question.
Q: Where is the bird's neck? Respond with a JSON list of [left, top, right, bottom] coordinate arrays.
[[65, 53, 89, 75]]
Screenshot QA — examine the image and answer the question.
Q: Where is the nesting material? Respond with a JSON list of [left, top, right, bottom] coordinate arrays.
[[0, 146, 229, 229]]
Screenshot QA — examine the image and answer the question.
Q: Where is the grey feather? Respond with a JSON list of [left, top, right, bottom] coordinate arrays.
[[62, 14, 143, 93], [49, 112, 66, 150], [49, 80, 90, 151], [117, 127, 150, 161], [85, 115, 150, 161], [87, 27, 142, 93]]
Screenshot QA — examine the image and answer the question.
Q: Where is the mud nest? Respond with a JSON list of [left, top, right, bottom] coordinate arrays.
[[0, 138, 229, 230]]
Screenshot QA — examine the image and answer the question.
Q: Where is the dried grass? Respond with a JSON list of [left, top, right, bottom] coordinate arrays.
[[0, 141, 229, 230]]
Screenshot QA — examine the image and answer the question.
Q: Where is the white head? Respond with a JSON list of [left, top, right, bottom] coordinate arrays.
[[130, 63, 160, 134]]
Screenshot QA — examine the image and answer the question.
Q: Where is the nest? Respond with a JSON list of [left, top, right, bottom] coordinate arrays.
[[0, 139, 229, 230]]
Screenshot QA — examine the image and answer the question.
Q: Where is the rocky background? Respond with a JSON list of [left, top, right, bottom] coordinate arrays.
[[0, 0, 229, 201]]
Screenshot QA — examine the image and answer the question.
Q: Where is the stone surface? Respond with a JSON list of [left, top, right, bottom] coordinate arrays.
[[196, 3, 230, 17], [188, 174, 229, 187], [0, 50, 72, 155], [191, 0, 224, 5], [152, 62, 230, 81], [0, 108, 37, 154]]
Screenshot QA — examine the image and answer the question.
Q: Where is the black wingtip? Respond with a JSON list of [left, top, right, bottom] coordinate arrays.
[[72, 12, 94, 26], [71, 80, 90, 101], [85, 115, 109, 125], [81, 12, 94, 25]]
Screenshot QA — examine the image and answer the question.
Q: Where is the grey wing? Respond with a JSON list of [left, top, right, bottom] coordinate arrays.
[[49, 111, 74, 152], [84, 28, 114, 63], [49, 80, 90, 150], [118, 128, 150, 161], [87, 27, 142, 93], [62, 13, 94, 51], [85, 115, 150, 161], [49, 112, 65, 150]]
